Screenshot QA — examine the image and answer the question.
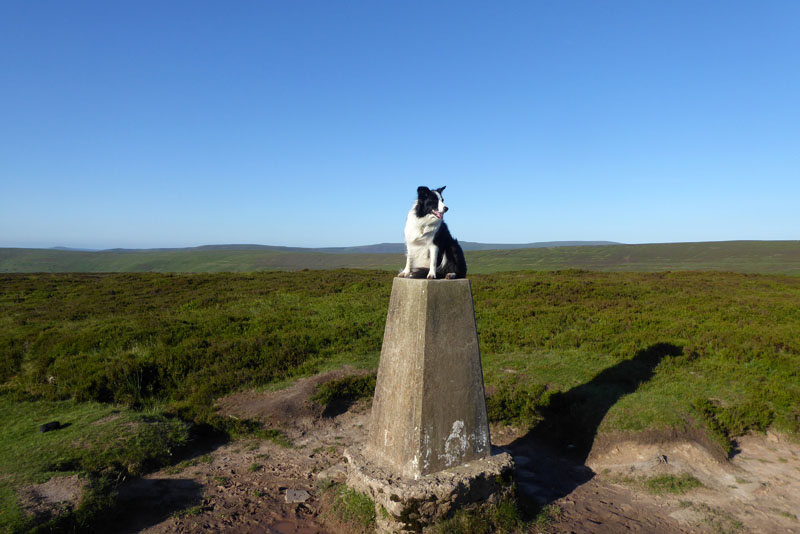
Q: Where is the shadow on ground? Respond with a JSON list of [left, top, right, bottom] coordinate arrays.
[[112, 477, 205, 534], [504, 342, 682, 510]]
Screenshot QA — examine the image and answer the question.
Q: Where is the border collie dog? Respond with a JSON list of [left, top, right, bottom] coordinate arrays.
[[399, 186, 467, 280]]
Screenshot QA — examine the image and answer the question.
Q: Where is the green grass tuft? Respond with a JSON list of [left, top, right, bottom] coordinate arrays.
[[324, 483, 376, 532], [644, 474, 704, 495], [429, 497, 538, 534]]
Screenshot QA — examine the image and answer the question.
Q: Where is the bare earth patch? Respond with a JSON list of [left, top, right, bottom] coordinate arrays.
[[91, 413, 122, 426], [581, 431, 800, 533], [116, 372, 800, 533], [21, 474, 88, 520]]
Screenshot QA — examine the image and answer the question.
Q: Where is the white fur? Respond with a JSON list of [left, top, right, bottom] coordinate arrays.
[[399, 200, 446, 279]]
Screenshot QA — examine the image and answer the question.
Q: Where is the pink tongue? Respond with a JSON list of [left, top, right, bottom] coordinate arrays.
[[435, 211, 442, 219]]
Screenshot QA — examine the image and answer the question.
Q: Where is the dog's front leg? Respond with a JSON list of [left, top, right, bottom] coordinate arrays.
[[427, 245, 439, 279], [399, 253, 411, 278]]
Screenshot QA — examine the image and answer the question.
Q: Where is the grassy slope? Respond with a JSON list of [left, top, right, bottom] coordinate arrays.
[[0, 396, 190, 532], [2, 240, 800, 274]]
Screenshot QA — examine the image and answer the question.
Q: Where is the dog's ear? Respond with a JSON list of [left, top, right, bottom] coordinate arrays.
[[435, 186, 446, 193], [417, 186, 430, 197]]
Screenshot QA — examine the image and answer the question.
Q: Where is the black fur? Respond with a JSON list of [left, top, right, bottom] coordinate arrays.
[[432, 219, 467, 279]]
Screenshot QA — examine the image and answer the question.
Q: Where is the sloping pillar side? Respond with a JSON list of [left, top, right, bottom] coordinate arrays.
[[367, 278, 491, 479], [367, 278, 427, 477], [420, 280, 490, 474]]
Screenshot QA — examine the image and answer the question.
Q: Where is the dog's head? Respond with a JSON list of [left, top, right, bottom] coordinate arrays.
[[415, 186, 448, 221]]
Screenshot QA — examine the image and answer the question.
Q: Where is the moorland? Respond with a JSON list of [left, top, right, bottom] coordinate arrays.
[[2, 240, 800, 274], [1, 263, 799, 532]]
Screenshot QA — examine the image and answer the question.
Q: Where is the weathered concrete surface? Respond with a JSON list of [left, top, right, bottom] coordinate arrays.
[[345, 445, 513, 533], [345, 278, 514, 532], [366, 278, 491, 478]]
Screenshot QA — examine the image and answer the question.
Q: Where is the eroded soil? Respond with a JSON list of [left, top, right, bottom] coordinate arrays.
[[56, 370, 800, 533]]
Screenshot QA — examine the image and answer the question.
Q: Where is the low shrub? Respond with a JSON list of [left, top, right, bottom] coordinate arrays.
[[644, 473, 703, 495], [311, 374, 376, 407], [486, 378, 550, 428]]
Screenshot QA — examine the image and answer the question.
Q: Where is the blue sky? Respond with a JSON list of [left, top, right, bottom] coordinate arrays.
[[1, 1, 798, 249]]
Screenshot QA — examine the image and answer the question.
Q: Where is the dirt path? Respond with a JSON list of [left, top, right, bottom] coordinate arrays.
[[114, 372, 800, 534]]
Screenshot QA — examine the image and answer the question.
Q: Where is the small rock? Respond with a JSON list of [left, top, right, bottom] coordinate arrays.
[[39, 421, 61, 433], [315, 463, 348, 483], [285, 489, 311, 503]]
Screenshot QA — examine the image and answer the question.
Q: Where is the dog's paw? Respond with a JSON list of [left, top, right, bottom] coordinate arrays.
[[398, 270, 409, 278], [426, 273, 436, 280], [445, 273, 456, 280]]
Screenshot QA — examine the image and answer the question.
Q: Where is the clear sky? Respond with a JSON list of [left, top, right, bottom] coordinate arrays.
[[1, 1, 798, 249]]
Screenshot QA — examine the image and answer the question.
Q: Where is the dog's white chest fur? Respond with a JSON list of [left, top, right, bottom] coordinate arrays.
[[403, 208, 440, 268]]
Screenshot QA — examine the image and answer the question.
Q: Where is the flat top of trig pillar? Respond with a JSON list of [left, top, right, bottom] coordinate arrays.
[[391, 277, 473, 302], [393, 277, 471, 284]]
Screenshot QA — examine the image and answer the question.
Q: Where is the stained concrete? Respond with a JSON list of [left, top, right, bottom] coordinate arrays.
[[345, 445, 513, 533], [366, 278, 492, 478]]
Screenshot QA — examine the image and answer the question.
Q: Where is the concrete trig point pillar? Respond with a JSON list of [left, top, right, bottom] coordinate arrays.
[[345, 278, 513, 533], [369, 278, 491, 477]]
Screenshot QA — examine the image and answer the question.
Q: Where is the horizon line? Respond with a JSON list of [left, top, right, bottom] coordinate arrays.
[[3, 238, 800, 253]]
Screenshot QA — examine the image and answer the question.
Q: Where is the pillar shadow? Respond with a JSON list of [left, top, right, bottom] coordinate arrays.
[[112, 477, 205, 534], [503, 342, 683, 511]]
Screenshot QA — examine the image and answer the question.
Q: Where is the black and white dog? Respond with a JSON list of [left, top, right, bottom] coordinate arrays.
[[398, 186, 467, 280]]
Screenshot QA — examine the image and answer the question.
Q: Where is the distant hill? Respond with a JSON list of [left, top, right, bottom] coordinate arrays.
[[50, 246, 99, 252], [2, 240, 799, 274], [91, 241, 620, 254], [460, 241, 619, 252]]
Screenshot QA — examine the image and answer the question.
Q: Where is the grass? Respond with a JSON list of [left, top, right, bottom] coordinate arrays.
[[0, 247, 403, 273], [773, 509, 798, 521], [474, 271, 800, 456], [3, 240, 800, 274], [692, 398, 775, 456], [1, 269, 799, 529], [171, 504, 203, 519], [0, 271, 390, 422], [162, 454, 213, 475], [428, 497, 562, 534], [429, 498, 522, 534], [697, 503, 745, 534], [486, 378, 550, 428], [311, 373, 377, 417], [0, 394, 190, 532], [321, 482, 376, 533], [644, 474, 704, 495], [4, 270, 798, 445], [610, 473, 703, 496], [467, 240, 800, 274]]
